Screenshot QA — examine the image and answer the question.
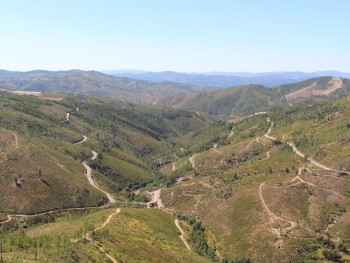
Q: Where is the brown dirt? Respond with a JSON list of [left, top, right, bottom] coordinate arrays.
[[285, 77, 343, 100]]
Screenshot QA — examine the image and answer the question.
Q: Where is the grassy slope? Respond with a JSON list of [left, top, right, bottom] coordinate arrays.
[[1, 208, 210, 262]]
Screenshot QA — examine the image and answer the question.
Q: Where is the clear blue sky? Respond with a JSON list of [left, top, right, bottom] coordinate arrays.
[[1, 0, 350, 72]]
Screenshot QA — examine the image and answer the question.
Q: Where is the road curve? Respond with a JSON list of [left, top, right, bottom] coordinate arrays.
[[75, 135, 88, 145], [259, 183, 297, 232]]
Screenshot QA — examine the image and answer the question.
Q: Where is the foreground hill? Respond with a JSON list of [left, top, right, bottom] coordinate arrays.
[[158, 95, 350, 262], [156, 77, 350, 116], [0, 69, 207, 102]]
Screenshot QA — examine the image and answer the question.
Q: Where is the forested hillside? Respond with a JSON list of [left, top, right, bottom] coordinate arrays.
[[1, 90, 350, 262], [156, 77, 350, 117], [0, 91, 211, 215]]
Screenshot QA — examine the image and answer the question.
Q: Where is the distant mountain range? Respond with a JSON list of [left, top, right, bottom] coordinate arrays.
[[1, 70, 350, 117], [0, 69, 207, 102], [107, 70, 350, 88]]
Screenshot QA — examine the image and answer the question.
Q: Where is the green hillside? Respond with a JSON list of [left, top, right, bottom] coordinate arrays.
[[0, 91, 211, 214], [156, 77, 350, 117], [156, 85, 279, 116], [1, 90, 350, 262]]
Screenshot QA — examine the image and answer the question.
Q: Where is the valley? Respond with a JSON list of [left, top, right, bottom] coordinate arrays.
[[3, 1, 350, 262], [0, 82, 349, 262]]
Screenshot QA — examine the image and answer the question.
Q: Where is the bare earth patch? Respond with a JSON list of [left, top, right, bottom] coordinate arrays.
[[286, 77, 343, 100]]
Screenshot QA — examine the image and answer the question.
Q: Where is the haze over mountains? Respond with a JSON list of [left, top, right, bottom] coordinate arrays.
[[0, 69, 207, 102], [107, 70, 350, 88], [1, 69, 350, 117]]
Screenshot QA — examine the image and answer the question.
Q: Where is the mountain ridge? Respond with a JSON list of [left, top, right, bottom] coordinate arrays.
[[108, 70, 350, 88], [0, 70, 208, 102], [155, 76, 350, 116]]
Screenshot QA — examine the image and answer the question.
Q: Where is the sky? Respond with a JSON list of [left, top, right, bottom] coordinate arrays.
[[1, 0, 350, 72]]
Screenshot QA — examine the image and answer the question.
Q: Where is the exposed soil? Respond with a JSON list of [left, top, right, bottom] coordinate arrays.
[[285, 77, 343, 100]]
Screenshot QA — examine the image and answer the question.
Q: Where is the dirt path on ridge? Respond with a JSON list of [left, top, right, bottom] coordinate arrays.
[[82, 208, 121, 263]]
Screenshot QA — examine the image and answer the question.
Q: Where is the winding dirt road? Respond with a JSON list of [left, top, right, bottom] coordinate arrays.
[[263, 118, 276, 141], [294, 168, 349, 199], [80, 208, 121, 263], [175, 218, 193, 252], [146, 188, 193, 251], [259, 183, 298, 232], [82, 151, 116, 203], [0, 206, 106, 224], [264, 118, 349, 174]]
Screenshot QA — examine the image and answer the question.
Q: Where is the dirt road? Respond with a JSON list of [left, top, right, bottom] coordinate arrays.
[[263, 119, 276, 141], [175, 219, 193, 252], [12, 132, 19, 149], [83, 152, 116, 203], [264, 118, 349, 174], [83, 208, 121, 263], [75, 135, 88, 145], [213, 144, 222, 154], [147, 188, 163, 208], [189, 154, 197, 169], [259, 183, 297, 232]]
